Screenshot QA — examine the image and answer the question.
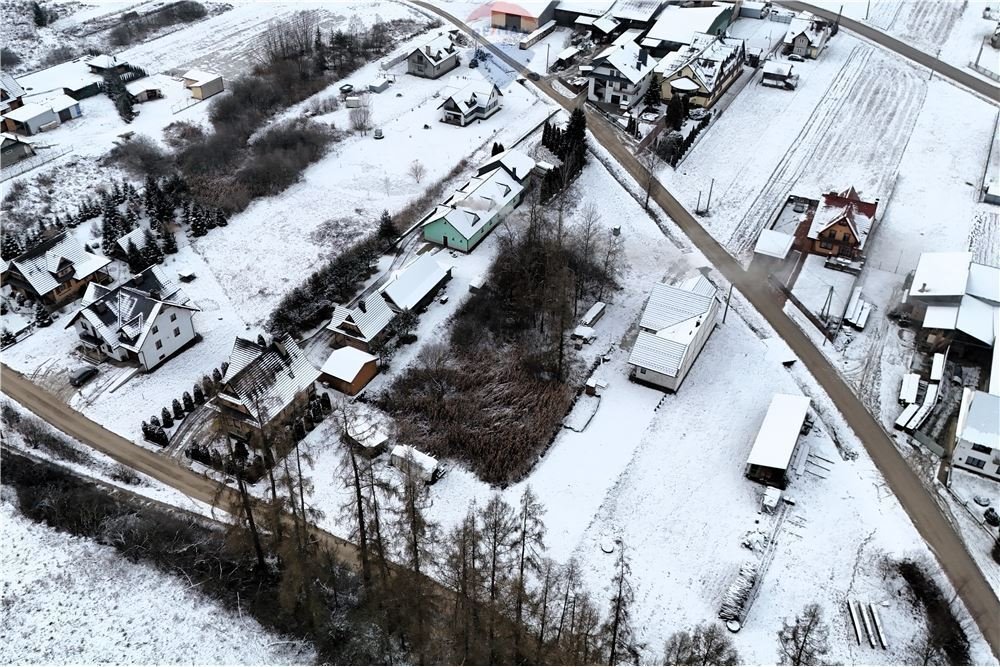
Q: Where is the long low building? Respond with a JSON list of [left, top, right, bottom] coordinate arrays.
[[745, 394, 811, 489], [421, 165, 525, 252]]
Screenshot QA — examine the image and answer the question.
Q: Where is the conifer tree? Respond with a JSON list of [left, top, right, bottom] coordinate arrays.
[[160, 228, 178, 254], [34, 302, 52, 327], [126, 240, 147, 274]]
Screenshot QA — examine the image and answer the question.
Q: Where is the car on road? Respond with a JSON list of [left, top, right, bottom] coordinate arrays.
[[787, 53, 805, 62], [69, 366, 99, 387], [689, 108, 709, 121], [527, 71, 541, 81]]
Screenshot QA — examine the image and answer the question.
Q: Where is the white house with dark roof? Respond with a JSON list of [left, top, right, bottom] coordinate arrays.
[[1, 232, 111, 307], [407, 31, 460, 78], [783, 11, 831, 59], [381, 252, 452, 312], [585, 39, 657, 109], [438, 81, 503, 126], [327, 296, 396, 352], [213, 334, 320, 440], [421, 166, 525, 252], [628, 275, 719, 391], [654, 32, 745, 108], [953, 388, 1000, 481], [65, 266, 199, 371]]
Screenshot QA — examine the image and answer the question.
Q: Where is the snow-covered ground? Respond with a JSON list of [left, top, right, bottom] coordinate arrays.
[[1, 501, 313, 664], [267, 149, 998, 664]]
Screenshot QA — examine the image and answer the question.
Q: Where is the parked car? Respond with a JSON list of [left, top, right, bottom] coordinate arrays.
[[527, 71, 541, 81], [689, 108, 709, 121], [788, 53, 805, 62], [69, 365, 99, 387]]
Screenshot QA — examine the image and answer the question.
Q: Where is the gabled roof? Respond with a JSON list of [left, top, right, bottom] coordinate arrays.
[[592, 40, 657, 84], [182, 69, 220, 86], [327, 296, 395, 343], [629, 276, 717, 377], [218, 334, 320, 425], [85, 54, 122, 70], [654, 33, 743, 93], [807, 186, 878, 248], [428, 166, 524, 240], [610, 0, 663, 22], [321, 346, 377, 382], [645, 5, 729, 46], [381, 253, 450, 311], [958, 389, 1000, 449], [6, 232, 110, 297], [783, 11, 829, 47], [2, 102, 55, 123], [0, 72, 25, 113], [115, 227, 150, 254], [65, 266, 197, 353], [477, 148, 536, 182], [411, 32, 458, 66], [437, 81, 502, 115]]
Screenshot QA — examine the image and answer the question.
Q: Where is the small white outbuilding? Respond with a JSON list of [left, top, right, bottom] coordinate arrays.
[[390, 444, 439, 483]]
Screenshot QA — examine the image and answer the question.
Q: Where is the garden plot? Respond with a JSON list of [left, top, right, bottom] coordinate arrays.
[[943, 469, 1000, 592], [267, 149, 995, 664], [1, 501, 313, 665], [191, 60, 553, 325], [659, 34, 926, 261]]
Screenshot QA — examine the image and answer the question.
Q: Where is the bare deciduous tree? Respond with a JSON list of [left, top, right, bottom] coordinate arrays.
[[408, 159, 426, 184], [777, 603, 830, 666], [349, 95, 373, 135], [603, 542, 638, 665], [662, 622, 741, 665]]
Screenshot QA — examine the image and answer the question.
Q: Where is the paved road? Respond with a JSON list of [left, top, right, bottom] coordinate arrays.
[[0, 365, 361, 568], [413, 0, 1000, 655], [779, 0, 1000, 103]]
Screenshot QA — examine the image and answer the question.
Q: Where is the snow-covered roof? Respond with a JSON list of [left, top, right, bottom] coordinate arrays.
[[2, 102, 54, 123], [0, 132, 33, 146], [437, 80, 502, 115], [321, 346, 377, 382], [411, 32, 458, 66], [5, 232, 110, 297], [0, 72, 25, 113], [581, 301, 606, 326], [909, 252, 973, 299], [490, 0, 553, 18], [746, 394, 811, 471], [65, 266, 197, 354], [629, 276, 717, 377], [592, 12, 621, 33], [967, 263, 1000, 305], [784, 11, 829, 47], [46, 94, 79, 112], [558, 0, 615, 16], [806, 186, 877, 248], [478, 148, 536, 181], [381, 253, 450, 311], [645, 5, 729, 45], [429, 166, 524, 240], [217, 335, 320, 425], [754, 229, 794, 259], [611, 0, 663, 22], [328, 295, 395, 343], [182, 69, 221, 86], [85, 53, 122, 70], [763, 60, 793, 76], [390, 444, 438, 477], [956, 295, 997, 346], [346, 416, 389, 450], [555, 45, 581, 62], [593, 39, 657, 84], [115, 227, 149, 253], [922, 304, 959, 330], [958, 390, 1000, 449]]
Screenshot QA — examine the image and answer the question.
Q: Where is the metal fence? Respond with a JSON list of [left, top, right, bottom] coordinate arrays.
[[0, 146, 73, 182]]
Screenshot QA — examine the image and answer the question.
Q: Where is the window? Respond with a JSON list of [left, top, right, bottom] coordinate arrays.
[[965, 456, 986, 469], [819, 240, 833, 250], [151, 325, 158, 334], [971, 444, 992, 455], [639, 368, 646, 375], [170, 313, 177, 322], [173, 327, 181, 337], [155, 340, 163, 350]]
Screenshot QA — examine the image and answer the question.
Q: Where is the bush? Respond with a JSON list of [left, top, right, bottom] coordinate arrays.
[[896, 559, 971, 665], [109, 1, 208, 47], [235, 119, 333, 198], [1, 47, 22, 68], [105, 135, 172, 178], [41, 45, 77, 67], [162, 120, 205, 149], [110, 463, 142, 485]]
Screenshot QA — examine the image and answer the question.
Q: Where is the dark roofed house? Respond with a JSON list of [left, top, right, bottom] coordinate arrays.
[[1, 232, 112, 308], [806, 186, 878, 260], [65, 266, 200, 371], [0, 72, 26, 115], [407, 32, 460, 79], [212, 334, 320, 446], [1, 132, 36, 168], [327, 296, 396, 352]]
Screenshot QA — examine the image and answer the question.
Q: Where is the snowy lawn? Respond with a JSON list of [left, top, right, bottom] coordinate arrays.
[[0, 501, 313, 665]]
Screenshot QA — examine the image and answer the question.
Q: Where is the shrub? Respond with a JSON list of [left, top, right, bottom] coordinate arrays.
[[41, 45, 76, 68], [1, 47, 22, 68], [105, 135, 172, 178], [110, 463, 142, 485], [896, 559, 971, 665]]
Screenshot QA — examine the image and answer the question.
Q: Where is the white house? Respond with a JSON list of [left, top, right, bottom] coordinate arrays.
[[407, 31, 460, 79], [628, 275, 719, 391], [653, 32, 745, 108], [953, 388, 1000, 481], [421, 166, 525, 252], [390, 444, 439, 483], [783, 11, 831, 59], [65, 266, 200, 371], [585, 39, 657, 109], [438, 81, 503, 126], [381, 252, 452, 312], [476, 148, 538, 183]]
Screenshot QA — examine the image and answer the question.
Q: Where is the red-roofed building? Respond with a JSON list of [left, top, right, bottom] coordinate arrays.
[[805, 186, 879, 260]]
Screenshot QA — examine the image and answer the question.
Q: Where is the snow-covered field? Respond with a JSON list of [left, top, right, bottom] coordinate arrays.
[[0, 501, 313, 665]]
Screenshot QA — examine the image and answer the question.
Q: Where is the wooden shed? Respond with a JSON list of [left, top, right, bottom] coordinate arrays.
[[320, 346, 379, 396], [182, 69, 225, 100]]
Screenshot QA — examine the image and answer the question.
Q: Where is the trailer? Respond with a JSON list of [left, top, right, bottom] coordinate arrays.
[[898, 373, 920, 405]]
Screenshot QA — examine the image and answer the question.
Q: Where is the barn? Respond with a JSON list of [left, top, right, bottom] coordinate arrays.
[[490, 0, 556, 33]]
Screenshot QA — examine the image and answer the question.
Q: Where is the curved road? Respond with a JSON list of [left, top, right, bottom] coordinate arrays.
[[411, 0, 1000, 655], [780, 0, 1000, 103]]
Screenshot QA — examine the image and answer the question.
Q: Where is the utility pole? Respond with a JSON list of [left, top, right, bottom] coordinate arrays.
[[722, 282, 734, 323], [865, 0, 870, 21], [705, 177, 715, 212], [546, 43, 550, 72]]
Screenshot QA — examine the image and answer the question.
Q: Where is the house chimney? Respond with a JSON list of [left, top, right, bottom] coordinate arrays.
[[358, 300, 367, 313], [919, 282, 928, 293]]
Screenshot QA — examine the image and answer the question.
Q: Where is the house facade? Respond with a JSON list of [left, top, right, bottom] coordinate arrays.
[[65, 266, 199, 371], [212, 335, 320, 445], [1, 232, 112, 308], [490, 0, 556, 32], [586, 40, 657, 110], [804, 186, 878, 259], [320, 346, 379, 396], [439, 82, 503, 126], [182, 70, 225, 100], [655, 33, 745, 108], [0, 132, 35, 167], [421, 166, 525, 252], [953, 389, 1000, 482], [783, 12, 831, 58], [327, 296, 396, 352], [628, 275, 719, 391], [407, 33, 460, 79]]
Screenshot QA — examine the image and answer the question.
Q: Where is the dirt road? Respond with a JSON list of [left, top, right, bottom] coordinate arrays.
[[412, 0, 1000, 654]]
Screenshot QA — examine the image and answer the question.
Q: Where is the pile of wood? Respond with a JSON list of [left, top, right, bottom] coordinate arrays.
[[719, 563, 758, 621]]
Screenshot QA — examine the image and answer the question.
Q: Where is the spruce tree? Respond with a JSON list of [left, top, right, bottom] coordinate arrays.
[[214, 208, 228, 227], [141, 229, 164, 265], [160, 228, 178, 254], [172, 398, 184, 420], [182, 391, 194, 412], [126, 240, 146, 274], [34, 302, 52, 327], [1, 234, 22, 260], [193, 383, 205, 404], [377, 209, 395, 241]]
